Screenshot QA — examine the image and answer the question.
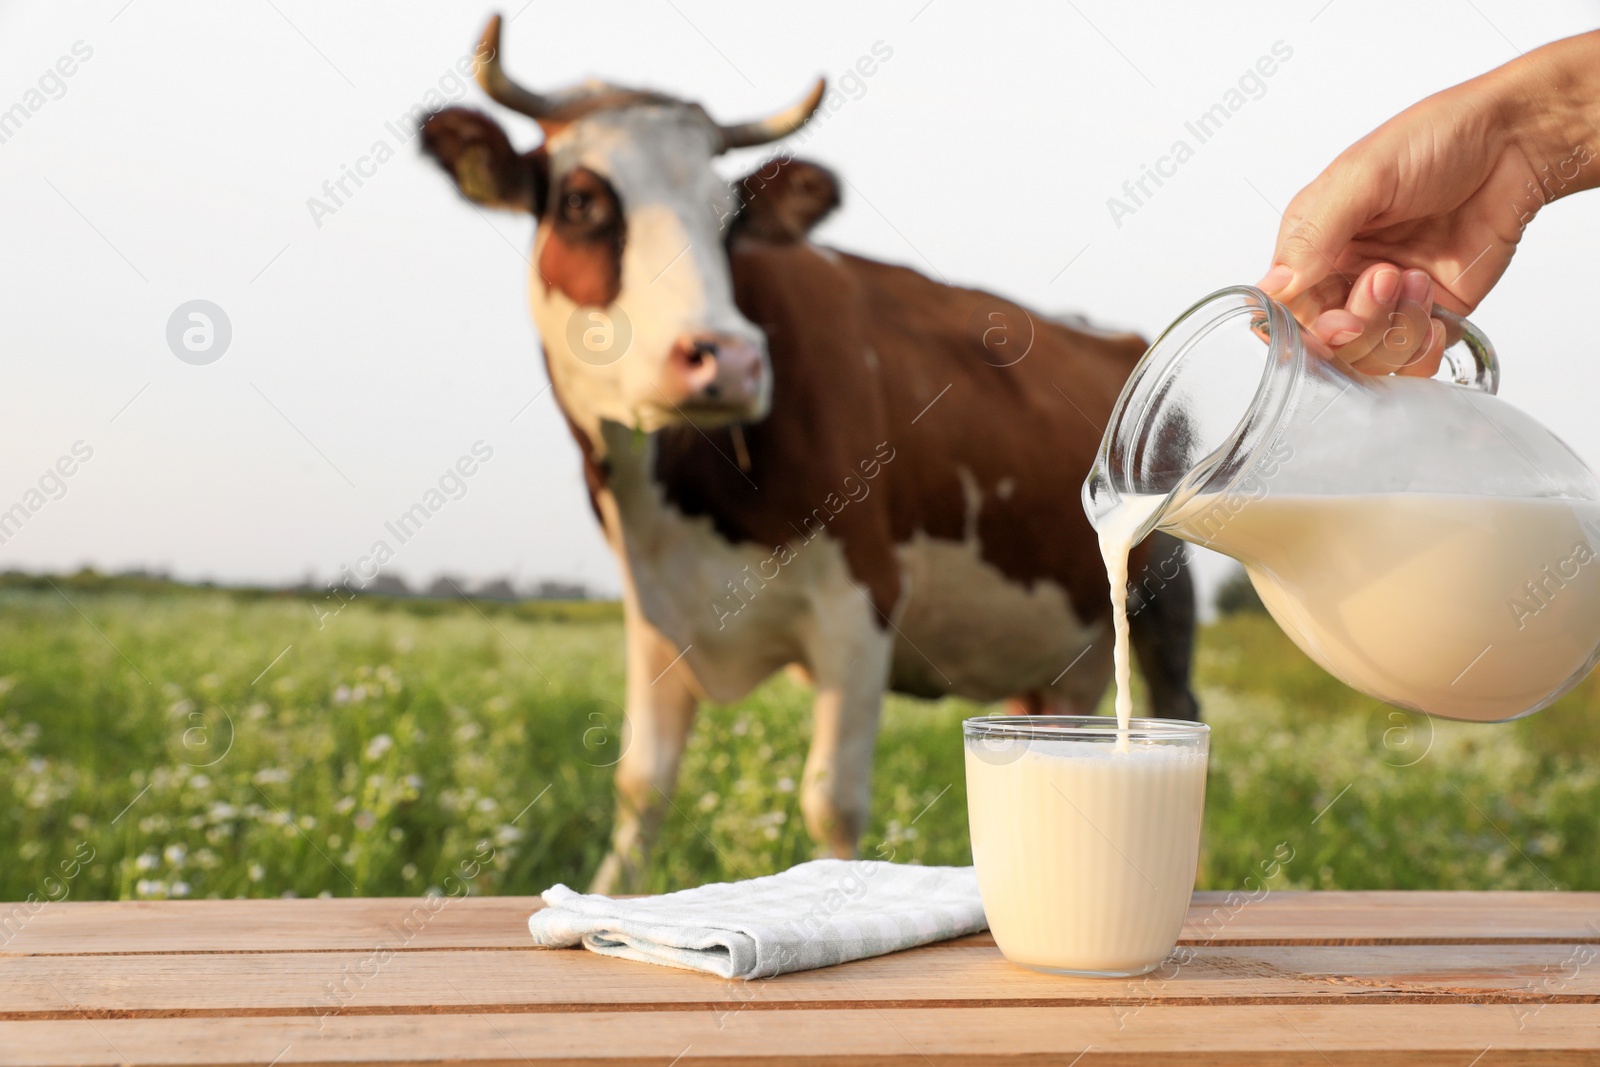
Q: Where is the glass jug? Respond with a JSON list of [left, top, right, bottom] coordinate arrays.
[[1083, 285, 1600, 723]]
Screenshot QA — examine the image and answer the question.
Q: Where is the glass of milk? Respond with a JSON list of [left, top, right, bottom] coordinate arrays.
[[964, 715, 1208, 977]]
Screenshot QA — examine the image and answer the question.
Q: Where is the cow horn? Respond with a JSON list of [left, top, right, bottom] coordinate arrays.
[[474, 14, 554, 119], [717, 78, 827, 151]]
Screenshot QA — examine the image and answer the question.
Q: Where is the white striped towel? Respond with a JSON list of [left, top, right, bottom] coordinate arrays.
[[528, 859, 987, 979]]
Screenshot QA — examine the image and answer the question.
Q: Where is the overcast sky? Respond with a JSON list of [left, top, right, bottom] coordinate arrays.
[[2, 0, 1597, 601]]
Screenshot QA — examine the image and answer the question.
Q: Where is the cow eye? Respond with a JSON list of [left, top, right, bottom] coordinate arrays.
[[562, 188, 613, 229]]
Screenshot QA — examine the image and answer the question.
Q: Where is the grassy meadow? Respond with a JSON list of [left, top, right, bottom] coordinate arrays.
[[3, 572, 1599, 904]]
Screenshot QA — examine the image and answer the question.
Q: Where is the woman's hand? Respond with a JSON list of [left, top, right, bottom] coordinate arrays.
[[1258, 30, 1600, 376]]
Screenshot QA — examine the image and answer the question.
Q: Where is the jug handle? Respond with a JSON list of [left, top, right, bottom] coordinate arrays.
[[1432, 308, 1500, 395]]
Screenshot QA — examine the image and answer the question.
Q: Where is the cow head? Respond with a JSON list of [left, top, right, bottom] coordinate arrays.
[[422, 15, 832, 441]]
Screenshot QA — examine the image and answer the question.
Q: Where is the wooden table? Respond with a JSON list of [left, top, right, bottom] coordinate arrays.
[[3, 891, 1599, 1064]]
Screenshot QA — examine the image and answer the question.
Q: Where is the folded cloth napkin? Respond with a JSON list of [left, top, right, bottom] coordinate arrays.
[[528, 859, 987, 979]]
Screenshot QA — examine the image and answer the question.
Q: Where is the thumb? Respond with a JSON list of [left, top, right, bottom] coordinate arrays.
[[1260, 174, 1375, 302]]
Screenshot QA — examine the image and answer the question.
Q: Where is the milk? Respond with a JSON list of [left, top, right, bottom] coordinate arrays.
[[965, 738, 1207, 975], [1096, 495, 1166, 734], [1121, 491, 1600, 721], [973, 485, 1207, 975]]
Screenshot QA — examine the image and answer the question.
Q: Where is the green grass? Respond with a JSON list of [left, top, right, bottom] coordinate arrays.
[[1, 585, 1598, 903]]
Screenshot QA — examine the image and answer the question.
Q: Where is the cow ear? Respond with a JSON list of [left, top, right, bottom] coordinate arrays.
[[732, 156, 840, 243], [421, 107, 548, 215]]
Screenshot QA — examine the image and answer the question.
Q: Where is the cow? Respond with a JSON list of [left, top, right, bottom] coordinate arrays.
[[422, 15, 1198, 892]]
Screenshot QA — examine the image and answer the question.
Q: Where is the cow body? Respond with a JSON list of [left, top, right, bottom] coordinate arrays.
[[644, 240, 1141, 707], [423, 17, 1197, 892]]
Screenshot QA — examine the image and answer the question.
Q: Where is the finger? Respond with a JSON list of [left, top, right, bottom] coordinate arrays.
[[1353, 269, 1433, 373], [1309, 307, 1365, 352], [1311, 263, 1402, 364], [1283, 272, 1359, 335], [1396, 317, 1446, 378], [1258, 169, 1377, 304]]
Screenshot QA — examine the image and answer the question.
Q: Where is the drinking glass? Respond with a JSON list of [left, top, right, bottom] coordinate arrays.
[[964, 715, 1209, 977]]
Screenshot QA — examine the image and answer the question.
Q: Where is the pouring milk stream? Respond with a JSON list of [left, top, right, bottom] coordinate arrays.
[[1096, 496, 1167, 739], [1086, 287, 1600, 724]]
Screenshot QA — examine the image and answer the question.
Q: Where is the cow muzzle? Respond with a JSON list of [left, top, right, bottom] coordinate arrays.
[[661, 332, 769, 420]]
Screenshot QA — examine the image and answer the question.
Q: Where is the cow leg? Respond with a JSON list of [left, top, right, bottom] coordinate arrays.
[[1126, 531, 1201, 722], [800, 597, 894, 857], [589, 605, 700, 894]]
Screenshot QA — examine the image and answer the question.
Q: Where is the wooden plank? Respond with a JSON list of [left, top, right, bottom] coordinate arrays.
[[8, 892, 1600, 957], [0, 896, 542, 956], [1180, 891, 1600, 946], [2, 1005, 1597, 1065], [4, 943, 1599, 1020]]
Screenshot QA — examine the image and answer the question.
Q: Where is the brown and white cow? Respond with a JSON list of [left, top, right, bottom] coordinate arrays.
[[423, 15, 1198, 891]]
